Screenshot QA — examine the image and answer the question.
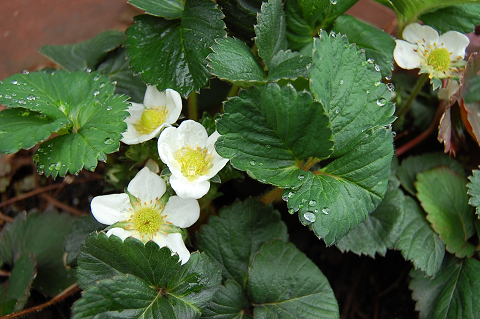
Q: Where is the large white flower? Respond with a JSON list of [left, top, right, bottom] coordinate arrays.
[[394, 23, 470, 89], [90, 167, 199, 264], [121, 86, 182, 145], [158, 120, 229, 199]]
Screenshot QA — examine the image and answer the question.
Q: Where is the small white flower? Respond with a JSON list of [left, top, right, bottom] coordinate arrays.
[[394, 23, 470, 89], [158, 120, 229, 199], [91, 167, 199, 264], [121, 86, 182, 145]]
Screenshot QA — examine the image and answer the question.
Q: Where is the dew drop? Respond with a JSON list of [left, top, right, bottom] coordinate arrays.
[[304, 212, 317, 222], [322, 207, 330, 215], [99, 82, 106, 88], [330, 0, 337, 4], [335, 109, 339, 114], [265, 144, 271, 149], [55, 162, 62, 170], [85, 68, 92, 73], [374, 81, 382, 87], [298, 174, 305, 180], [4, 94, 11, 99], [26, 94, 36, 100], [309, 200, 317, 206], [18, 99, 26, 105], [38, 164, 45, 171], [93, 74, 101, 81], [374, 64, 381, 72], [288, 192, 295, 198], [367, 58, 374, 64], [93, 90, 100, 96], [392, 131, 397, 137], [22, 70, 29, 75], [385, 76, 392, 81], [339, 79, 344, 85], [376, 98, 387, 106], [48, 164, 55, 171], [259, 162, 264, 166], [386, 83, 395, 92], [11, 79, 18, 85], [106, 106, 113, 111], [249, 160, 256, 166], [104, 138, 115, 145]]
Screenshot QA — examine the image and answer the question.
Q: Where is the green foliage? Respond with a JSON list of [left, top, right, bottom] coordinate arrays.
[[336, 187, 405, 257], [0, 70, 129, 177], [416, 167, 476, 258], [216, 0, 262, 42], [74, 233, 222, 318], [390, 0, 479, 25], [285, 0, 358, 50], [38, 30, 125, 71], [248, 240, 339, 318], [332, 15, 395, 78], [310, 31, 395, 157], [0, 254, 36, 316], [467, 167, 480, 215], [208, 0, 311, 86], [410, 256, 480, 319], [198, 199, 339, 318], [396, 197, 445, 277], [64, 215, 104, 266], [128, 0, 185, 19], [0, 211, 76, 297], [196, 198, 288, 288], [216, 83, 333, 188], [125, 0, 226, 97], [397, 152, 466, 196], [419, 4, 480, 33]]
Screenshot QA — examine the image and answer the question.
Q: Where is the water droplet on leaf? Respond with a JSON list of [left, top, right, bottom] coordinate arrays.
[[304, 212, 317, 222], [322, 207, 330, 215], [250, 160, 256, 166], [376, 98, 387, 106]]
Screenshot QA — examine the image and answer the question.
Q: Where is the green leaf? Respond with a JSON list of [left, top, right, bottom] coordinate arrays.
[[336, 187, 405, 257], [216, 83, 333, 188], [265, 50, 312, 82], [125, 0, 226, 98], [284, 127, 394, 245], [390, 0, 479, 24], [255, 0, 287, 70], [419, 4, 480, 34], [410, 256, 480, 319], [0, 253, 36, 316], [97, 48, 146, 103], [248, 240, 339, 318], [310, 31, 396, 157], [216, 0, 262, 42], [0, 108, 70, 155], [208, 37, 265, 86], [38, 30, 125, 71], [75, 234, 221, 318], [467, 167, 480, 215], [196, 198, 288, 288], [332, 15, 395, 78], [0, 70, 129, 177], [285, 0, 315, 51], [128, 0, 185, 19], [395, 196, 445, 277], [397, 152, 466, 196], [0, 211, 76, 296], [64, 215, 104, 266], [201, 280, 252, 319], [416, 167, 476, 258]]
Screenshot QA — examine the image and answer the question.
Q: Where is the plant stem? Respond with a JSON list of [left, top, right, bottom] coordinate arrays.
[[188, 92, 198, 121], [259, 187, 284, 205], [226, 84, 240, 98], [395, 73, 429, 119]]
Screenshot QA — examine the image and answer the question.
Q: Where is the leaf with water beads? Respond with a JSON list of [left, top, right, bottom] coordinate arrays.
[[0, 70, 129, 177]]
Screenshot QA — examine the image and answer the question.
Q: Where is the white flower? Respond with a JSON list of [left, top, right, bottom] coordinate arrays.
[[90, 167, 199, 264], [157, 120, 229, 199], [394, 23, 469, 89], [121, 86, 182, 145]]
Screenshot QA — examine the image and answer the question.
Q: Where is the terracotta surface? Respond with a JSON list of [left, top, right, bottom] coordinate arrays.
[[0, 0, 395, 80]]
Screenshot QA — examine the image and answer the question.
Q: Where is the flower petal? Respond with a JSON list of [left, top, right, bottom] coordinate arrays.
[[164, 89, 182, 125], [179, 120, 209, 148], [106, 227, 132, 241], [403, 23, 439, 47], [204, 131, 229, 178], [394, 40, 423, 69], [91, 193, 130, 225], [127, 167, 166, 202], [439, 31, 470, 60], [170, 174, 210, 199], [143, 85, 166, 108], [163, 195, 200, 228], [152, 233, 191, 264]]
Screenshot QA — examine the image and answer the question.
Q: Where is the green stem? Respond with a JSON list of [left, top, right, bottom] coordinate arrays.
[[226, 84, 240, 98], [187, 91, 198, 121], [395, 73, 429, 119]]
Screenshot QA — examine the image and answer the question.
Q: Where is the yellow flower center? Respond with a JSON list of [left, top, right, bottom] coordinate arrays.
[[132, 206, 163, 237], [426, 48, 451, 72], [176, 146, 213, 182], [134, 106, 168, 135]]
